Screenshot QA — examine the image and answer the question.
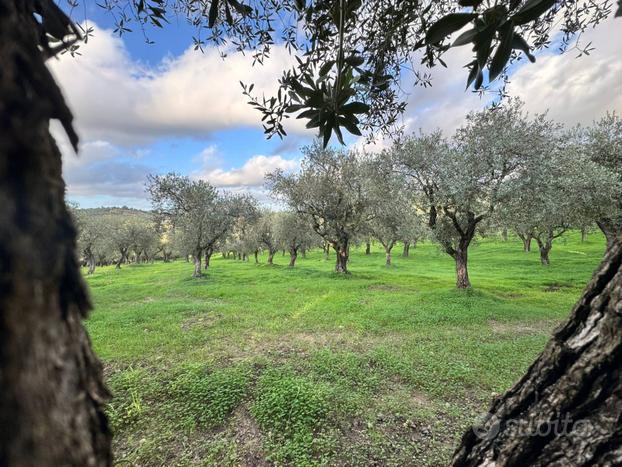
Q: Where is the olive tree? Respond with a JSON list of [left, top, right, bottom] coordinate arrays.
[[396, 101, 555, 288], [255, 211, 280, 265], [274, 212, 318, 267], [500, 132, 620, 265], [367, 156, 420, 266], [73, 210, 107, 274], [268, 142, 375, 273], [147, 174, 254, 277], [585, 112, 622, 248], [4, 0, 621, 464]]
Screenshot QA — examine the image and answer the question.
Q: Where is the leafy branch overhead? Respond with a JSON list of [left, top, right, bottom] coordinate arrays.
[[81, 0, 618, 147]]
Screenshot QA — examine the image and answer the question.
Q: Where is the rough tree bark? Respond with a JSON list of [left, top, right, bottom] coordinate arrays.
[[517, 231, 533, 252], [451, 236, 622, 466], [454, 247, 471, 289], [204, 246, 213, 269], [537, 239, 552, 266], [87, 255, 97, 275], [289, 248, 298, 267], [0, 1, 112, 465], [192, 251, 203, 277], [382, 240, 395, 266], [333, 241, 349, 273], [267, 250, 275, 265]]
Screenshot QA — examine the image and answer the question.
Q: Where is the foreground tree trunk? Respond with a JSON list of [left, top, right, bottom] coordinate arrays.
[[451, 237, 622, 466], [267, 250, 275, 265], [365, 241, 371, 255], [0, 1, 112, 464], [254, 250, 259, 264]]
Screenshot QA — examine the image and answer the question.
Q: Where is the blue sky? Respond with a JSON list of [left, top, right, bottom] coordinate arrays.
[[51, 5, 622, 209]]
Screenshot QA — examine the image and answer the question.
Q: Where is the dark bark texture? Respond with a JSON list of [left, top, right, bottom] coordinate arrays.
[[289, 248, 298, 268], [193, 252, 202, 277], [452, 238, 622, 466], [365, 241, 371, 255], [454, 247, 471, 289], [402, 241, 410, 257], [0, 1, 112, 465], [333, 241, 349, 273]]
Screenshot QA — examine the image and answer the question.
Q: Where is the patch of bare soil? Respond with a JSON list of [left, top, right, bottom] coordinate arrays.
[[228, 406, 266, 466], [367, 284, 403, 292], [488, 319, 556, 336], [180, 313, 220, 332]]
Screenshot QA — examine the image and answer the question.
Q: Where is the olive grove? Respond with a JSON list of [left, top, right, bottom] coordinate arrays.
[[3, 0, 622, 465]]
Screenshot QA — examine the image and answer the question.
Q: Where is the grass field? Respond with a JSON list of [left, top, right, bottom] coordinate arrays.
[[85, 232, 606, 466]]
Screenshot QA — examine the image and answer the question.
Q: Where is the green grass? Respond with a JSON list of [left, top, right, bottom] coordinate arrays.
[[85, 231, 606, 466]]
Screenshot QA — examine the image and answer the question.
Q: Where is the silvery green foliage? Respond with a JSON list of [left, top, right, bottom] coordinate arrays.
[[396, 99, 550, 257], [254, 210, 280, 259], [499, 125, 621, 260], [147, 173, 257, 259], [585, 112, 622, 241], [72, 208, 107, 266], [273, 211, 319, 254], [267, 142, 376, 255], [366, 153, 422, 257]]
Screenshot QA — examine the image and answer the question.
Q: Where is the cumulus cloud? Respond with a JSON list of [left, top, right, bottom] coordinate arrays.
[[64, 159, 151, 199], [194, 153, 299, 187], [48, 23, 309, 146]]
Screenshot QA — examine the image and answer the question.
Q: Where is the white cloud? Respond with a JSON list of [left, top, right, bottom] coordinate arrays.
[[507, 17, 622, 125], [47, 23, 309, 147], [194, 153, 299, 187]]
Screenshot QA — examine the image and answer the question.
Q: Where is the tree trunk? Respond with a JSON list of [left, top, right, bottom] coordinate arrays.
[[289, 248, 298, 267], [204, 248, 213, 269], [334, 243, 349, 273], [115, 250, 126, 269], [539, 246, 551, 265], [536, 235, 552, 266], [365, 241, 371, 255], [454, 248, 471, 289], [597, 219, 618, 249], [193, 253, 202, 277], [87, 255, 96, 275], [581, 227, 588, 243], [385, 242, 394, 266], [0, 2, 112, 464], [524, 234, 532, 252], [267, 251, 274, 265], [402, 241, 410, 257], [451, 238, 622, 466], [502, 227, 508, 242], [254, 250, 259, 264]]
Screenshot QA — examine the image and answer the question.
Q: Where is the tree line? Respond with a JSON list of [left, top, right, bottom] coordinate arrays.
[[74, 100, 621, 290]]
